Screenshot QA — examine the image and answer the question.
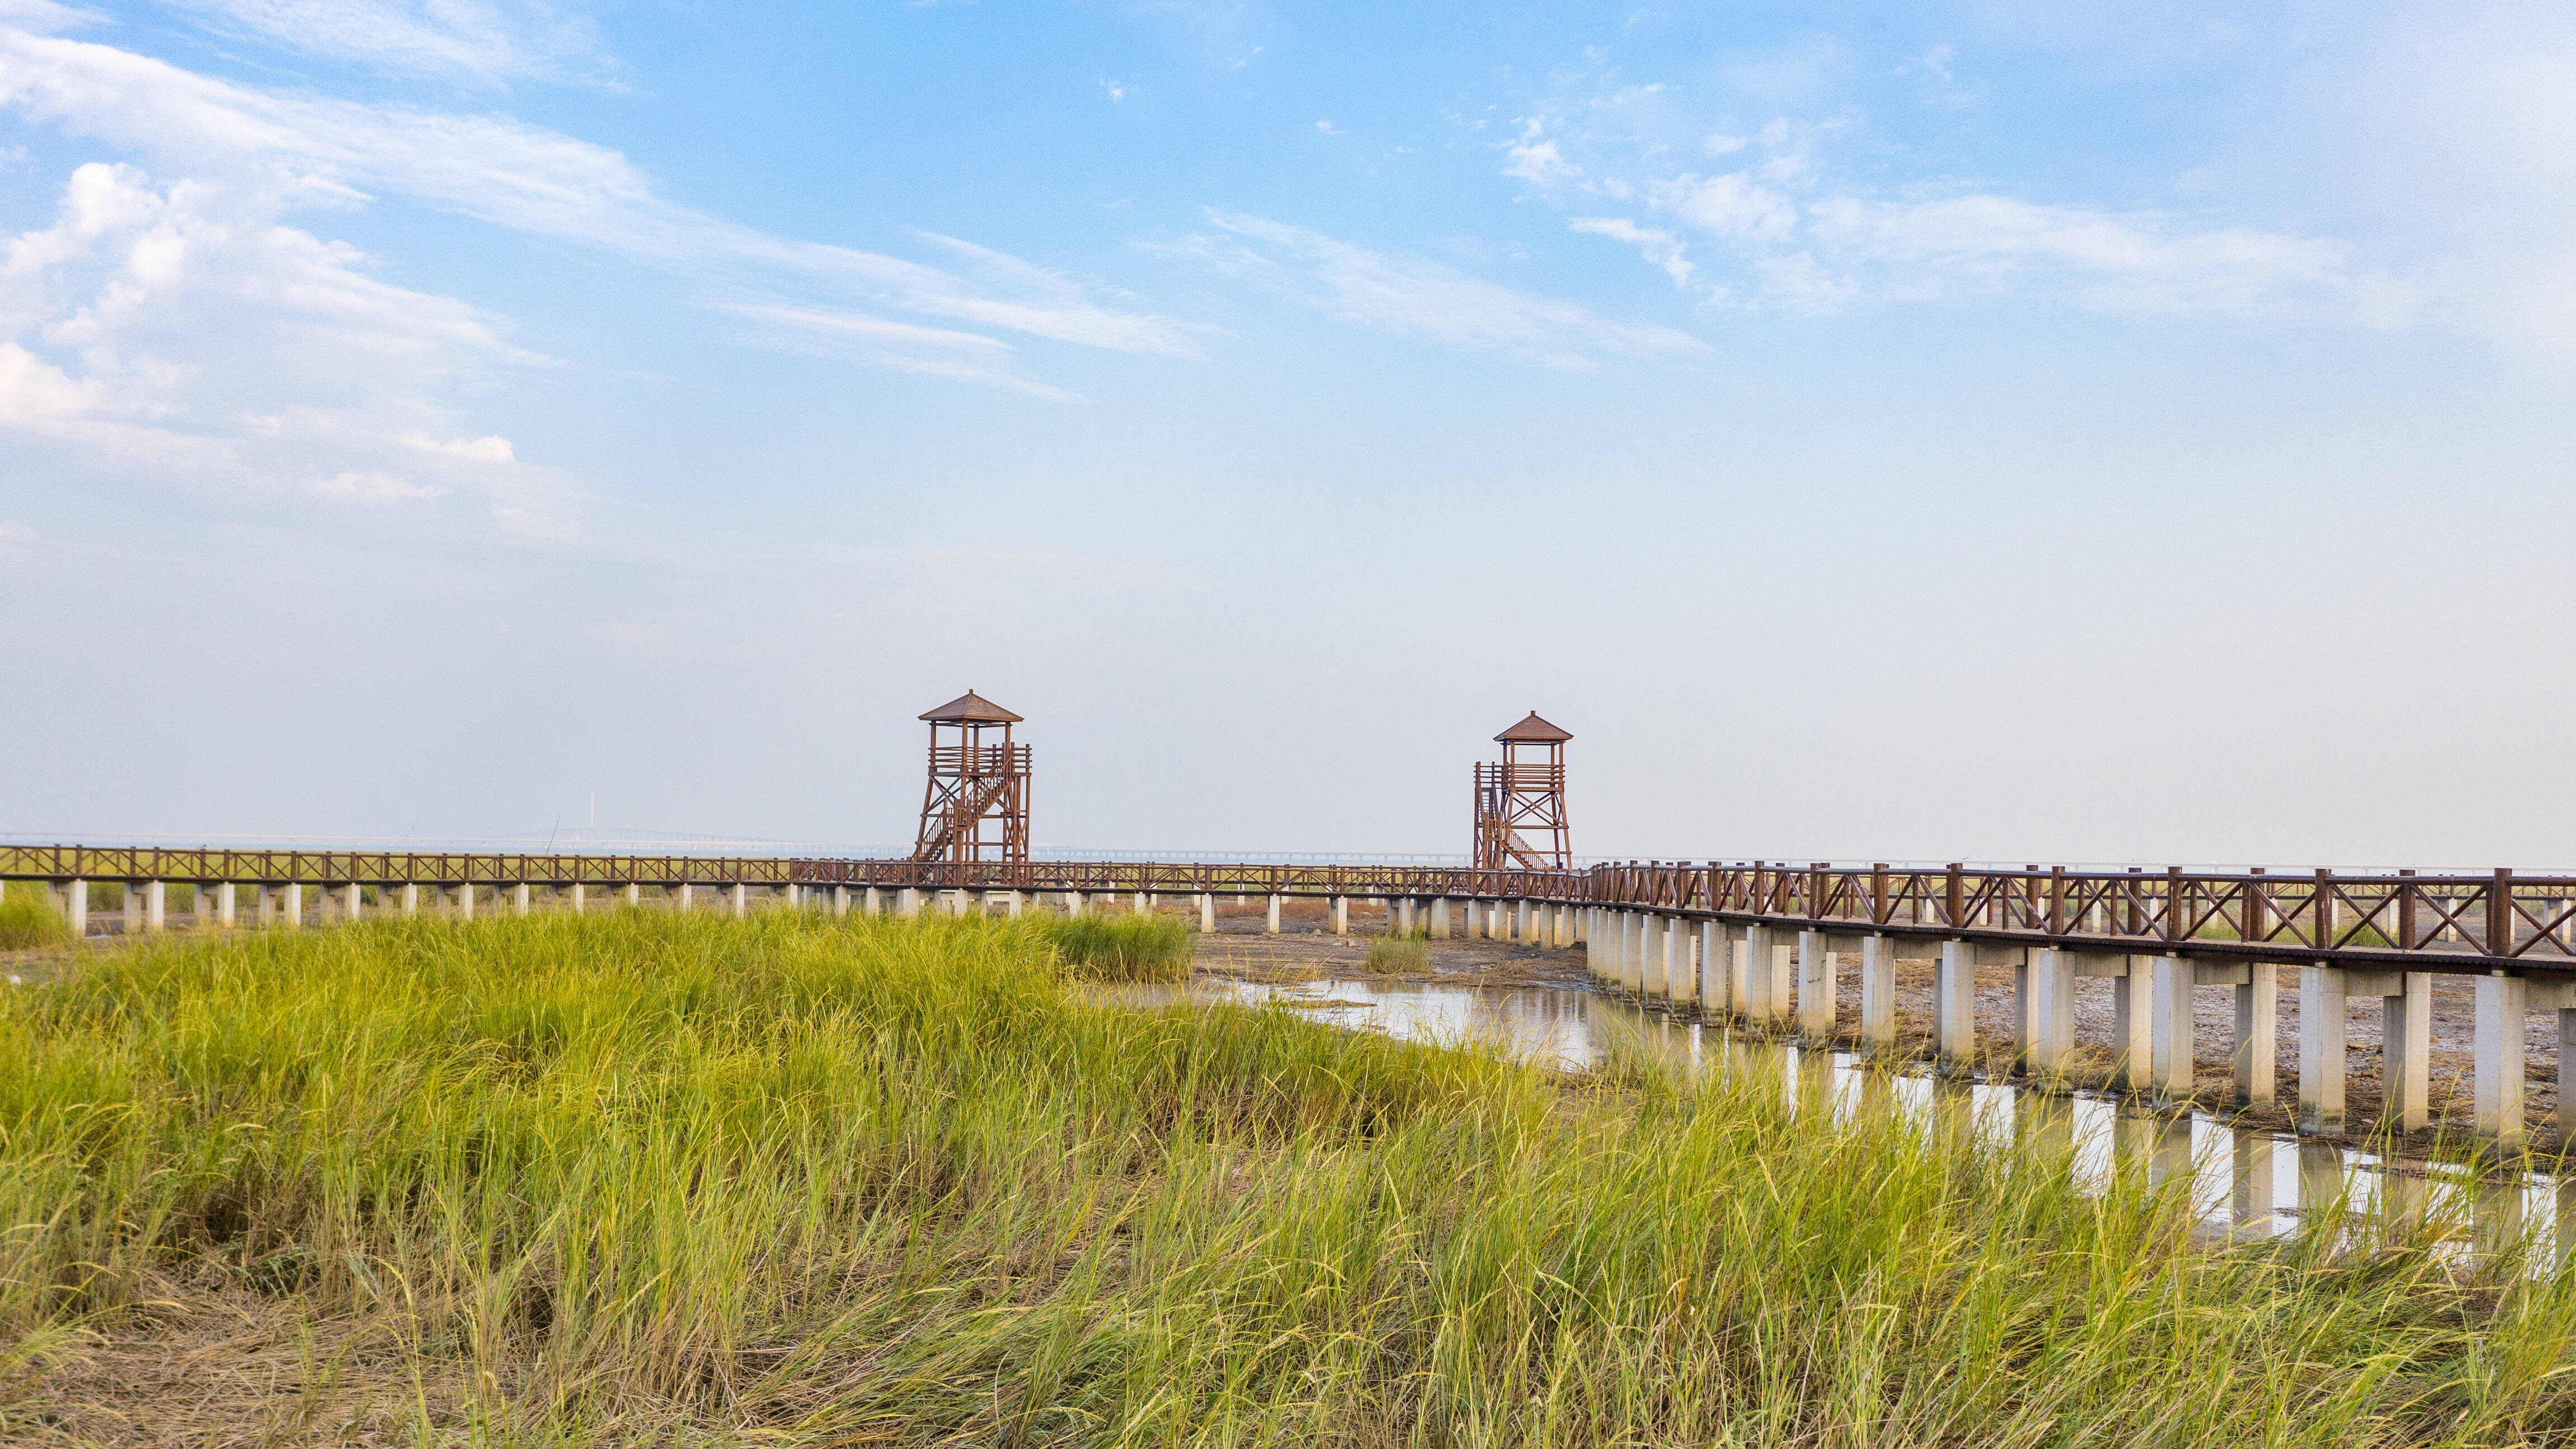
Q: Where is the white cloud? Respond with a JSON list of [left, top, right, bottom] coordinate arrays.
[[0, 159, 534, 510], [0, 25, 1194, 362], [404, 432, 513, 461], [1168, 211, 1706, 367], [1509, 81, 2368, 321], [1100, 77, 1125, 102], [152, 0, 617, 86], [1652, 171, 1797, 242], [1502, 119, 1581, 187], [0, 518, 32, 554], [1567, 216, 1698, 292], [1314, 119, 1339, 136], [315, 468, 439, 500]]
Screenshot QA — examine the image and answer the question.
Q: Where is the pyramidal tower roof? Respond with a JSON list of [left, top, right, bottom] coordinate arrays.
[[920, 689, 1023, 724], [1494, 711, 1571, 743]]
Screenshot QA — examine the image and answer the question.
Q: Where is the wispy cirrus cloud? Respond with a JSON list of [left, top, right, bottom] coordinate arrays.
[[152, 0, 619, 87], [0, 16, 1197, 516], [1504, 60, 2393, 325], [1164, 210, 1705, 369]]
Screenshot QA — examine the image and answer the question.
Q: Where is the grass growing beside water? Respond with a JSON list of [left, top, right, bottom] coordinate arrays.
[[1039, 909, 1195, 982], [0, 880, 71, 950], [1364, 934, 1428, 973], [6, 910, 2576, 1445]]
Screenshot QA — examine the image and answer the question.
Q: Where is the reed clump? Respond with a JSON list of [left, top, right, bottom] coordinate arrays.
[[1041, 908, 1194, 982], [4, 910, 2574, 1446], [0, 881, 71, 950], [1364, 934, 1428, 973]]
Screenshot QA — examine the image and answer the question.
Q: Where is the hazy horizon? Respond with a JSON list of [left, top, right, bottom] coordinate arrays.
[[4, 2, 2572, 868]]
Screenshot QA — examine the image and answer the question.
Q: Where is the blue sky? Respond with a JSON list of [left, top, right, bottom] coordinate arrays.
[[3, 1, 2573, 865]]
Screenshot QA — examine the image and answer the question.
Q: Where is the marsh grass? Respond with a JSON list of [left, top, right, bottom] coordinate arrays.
[[1041, 910, 1194, 982], [4, 911, 2575, 1445], [0, 881, 70, 950], [1364, 934, 1428, 974]]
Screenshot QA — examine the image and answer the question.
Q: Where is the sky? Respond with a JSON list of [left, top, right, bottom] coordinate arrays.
[[2, 0, 2573, 868]]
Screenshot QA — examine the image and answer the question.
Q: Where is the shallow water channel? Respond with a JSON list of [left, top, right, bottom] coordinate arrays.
[[1096, 977, 2574, 1261]]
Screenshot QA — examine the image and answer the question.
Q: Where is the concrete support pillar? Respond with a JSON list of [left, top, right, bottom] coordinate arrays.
[[858, 886, 878, 916], [2475, 973, 2529, 1149], [2150, 954, 2191, 1099], [1936, 940, 1976, 1071], [2234, 961, 2279, 1107], [1641, 914, 1669, 996], [456, 883, 474, 921], [143, 881, 166, 933], [1666, 917, 1696, 1005], [831, 885, 849, 917], [1616, 912, 1641, 993], [63, 879, 86, 937], [1740, 924, 1777, 1025], [2109, 957, 2153, 1092], [1699, 921, 1729, 1012], [1431, 898, 1451, 939], [1198, 893, 1214, 932], [1132, 892, 1148, 916], [675, 883, 693, 912], [898, 887, 922, 918], [1463, 900, 1481, 939], [2298, 965, 2346, 1135], [283, 883, 303, 928], [983, 891, 1006, 917], [1554, 903, 1575, 947], [1582, 909, 1600, 980], [1063, 890, 1082, 917], [1009, 891, 1026, 918], [211, 881, 236, 927], [568, 882, 585, 914], [1266, 894, 1282, 934], [1331, 897, 1348, 935], [2027, 949, 2076, 1079], [1860, 935, 1898, 1050], [339, 882, 360, 922], [1399, 897, 1418, 935], [945, 890, 968, 918], [506, 883, 526, 917], [123, 884, 142, 935], [2384, 971, 2432, 1133], [2560, 1012, 2576, 1149], [1797, 930, 1836, 1040], [257, 884, 277, 927]]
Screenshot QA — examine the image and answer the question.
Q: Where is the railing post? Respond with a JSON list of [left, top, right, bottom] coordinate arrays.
[[2490, 868, 2514, 957], [1944, 864, 1962, 930], [2047, 866, 2065, 935], [2313, 869, 2332, 951], [2398, 869, 2417, 951], [2164, 867, 2184, 945]]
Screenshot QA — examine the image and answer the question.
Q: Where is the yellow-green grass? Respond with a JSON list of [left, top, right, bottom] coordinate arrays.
[[1041, 910, 1195, 982], [0, 880, 71, 950], [1364, 934, 1428, 973], [3, 911, 2573, 1445]]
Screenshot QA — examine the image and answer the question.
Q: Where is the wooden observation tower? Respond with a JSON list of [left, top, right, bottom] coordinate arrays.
[[912, 689, 1031, 864], [1473, 712, 1572, 870]]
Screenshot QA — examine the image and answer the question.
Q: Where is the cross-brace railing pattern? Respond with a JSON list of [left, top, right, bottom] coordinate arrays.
[[12, 845, 2576, 975]]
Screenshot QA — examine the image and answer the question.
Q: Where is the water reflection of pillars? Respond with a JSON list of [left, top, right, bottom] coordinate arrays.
[[2231, 1127, 2276, 1229], [2021, 1091, 2076, 1165]]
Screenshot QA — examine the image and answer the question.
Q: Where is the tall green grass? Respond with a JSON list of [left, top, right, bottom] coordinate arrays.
[[1364, 934, 1428, 973], [0, 880, 71, 950], [1041, 909, 1194, 982], [3, 910, 2573, 1445]]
